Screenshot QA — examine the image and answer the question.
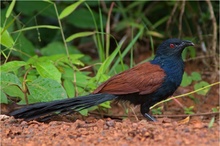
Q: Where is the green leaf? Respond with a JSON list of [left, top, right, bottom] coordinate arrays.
[[40, 41, 81, 56], [194, 81, 210, 95], [152, 15, 169, 30], [100, 101, 111, 108], [35, 60, 61, 83], [0, 72, 22, 89], [63, 79, 75, 97], [208, 117, 215, 129], [62, 68, 91, 92], [0, 61, 26, 72], [12, 34, 35, 61], [151, 107, 163, 115], [78, 109, 88, 116], [59, 0, 85, 19], [0, 27, 14, 48], [181, 72, 192, 87], [188, 47, 196, 58], [191, 72, 201, 81], [109, 27, 144, 74], [184, 106, 194, 115], [2, 86, 24, 101], [75, 72, 91, 87], [146, 31, 164, 38], [182, 47, 196, 60], [1, 92, 8, 104], [5, 0, 16, 18], [95, 37, 125, 82], [65, 31, 95, 42], [13, 25, 60, 33], [16, 1, 55, 17], [38, 54, 84, 66], [111, 64, 129, 75], [211, 107, 219, 113], [67, 8, 106, 29], [21, 77, 67, 104]]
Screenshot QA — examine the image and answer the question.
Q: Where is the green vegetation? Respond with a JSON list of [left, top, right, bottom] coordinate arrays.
[[0, 1, 219, 116]]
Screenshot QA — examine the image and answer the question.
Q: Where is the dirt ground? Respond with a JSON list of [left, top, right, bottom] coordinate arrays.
[[0, 114, 219, 146]]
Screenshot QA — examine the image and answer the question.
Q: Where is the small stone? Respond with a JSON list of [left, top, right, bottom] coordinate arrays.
[[106, 120, 115, 127]]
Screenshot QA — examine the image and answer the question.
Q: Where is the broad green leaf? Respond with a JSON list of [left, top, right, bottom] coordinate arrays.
[[194, 81, 210, 95], [63, 79, 75, 97], [27, 55, 38, 65], [182, 47, 196, 60], [16, 1, 56, 18], [2, 86, 24, 101], [188, 47, 196, 58], [0, 61, 26, 72], [0, 27, 14, 48], [59, 0, 85, 19], [35, 60, 61, 83], [40, 41, 81, 56], [75, 72, 91, 87], [191, 72, 201, 81], [62, 67, 76, 80], [0, 72, 22, 88], [20, 77, 67, 104], [6, 0, 16, 18], [12, 34, 35, 61], [1, 92, 8, 104], [181, 72, 192, 87], [67, 8, 106, 29], [65, 31, 95, 42], [62, 68, 90, 88]]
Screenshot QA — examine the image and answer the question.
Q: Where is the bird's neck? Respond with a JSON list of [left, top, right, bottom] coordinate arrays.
[[150, 56, 184, 86]]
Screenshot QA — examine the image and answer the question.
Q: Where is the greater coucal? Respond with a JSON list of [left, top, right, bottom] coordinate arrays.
[[9, 38, 194, 121]]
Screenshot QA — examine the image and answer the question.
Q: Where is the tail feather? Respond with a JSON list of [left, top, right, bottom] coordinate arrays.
[[9, 93, 116, 121]]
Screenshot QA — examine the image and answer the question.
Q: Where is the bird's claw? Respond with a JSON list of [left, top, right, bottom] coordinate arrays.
[[144, 113, 157, 122]]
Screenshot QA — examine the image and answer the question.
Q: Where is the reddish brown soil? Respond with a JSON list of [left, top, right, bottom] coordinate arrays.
[[1, 115, 219, 146]]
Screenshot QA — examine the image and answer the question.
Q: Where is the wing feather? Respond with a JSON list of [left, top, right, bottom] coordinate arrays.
[[93, 62, 166, 95]]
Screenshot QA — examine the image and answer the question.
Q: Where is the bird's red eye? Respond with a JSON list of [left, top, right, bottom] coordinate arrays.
[[170, 43, 175, 48]]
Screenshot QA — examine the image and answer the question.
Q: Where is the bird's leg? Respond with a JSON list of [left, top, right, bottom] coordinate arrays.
[[140, 103, 156, 122]]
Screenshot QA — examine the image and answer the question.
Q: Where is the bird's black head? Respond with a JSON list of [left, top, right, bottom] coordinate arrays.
[[155, 38, 194, 58]]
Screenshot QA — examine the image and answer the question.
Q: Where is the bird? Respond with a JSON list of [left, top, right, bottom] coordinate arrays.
[[9, 38, 194, 121]]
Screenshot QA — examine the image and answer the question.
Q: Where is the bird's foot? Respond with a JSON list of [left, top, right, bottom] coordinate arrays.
[[144, 113, 157, 122]]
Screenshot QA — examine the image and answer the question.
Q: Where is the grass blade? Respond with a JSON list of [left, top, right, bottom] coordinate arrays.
[[13, 25, 60, 33]]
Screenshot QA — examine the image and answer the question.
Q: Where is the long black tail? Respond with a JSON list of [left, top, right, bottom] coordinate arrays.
[[9, 93, 117, 121]]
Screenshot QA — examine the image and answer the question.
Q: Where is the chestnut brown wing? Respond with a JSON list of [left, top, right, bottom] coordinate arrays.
[[93, 62, 166, 95]]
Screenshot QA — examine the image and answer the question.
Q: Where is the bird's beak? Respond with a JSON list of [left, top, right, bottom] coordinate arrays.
[[182, 40, 194, 47]]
